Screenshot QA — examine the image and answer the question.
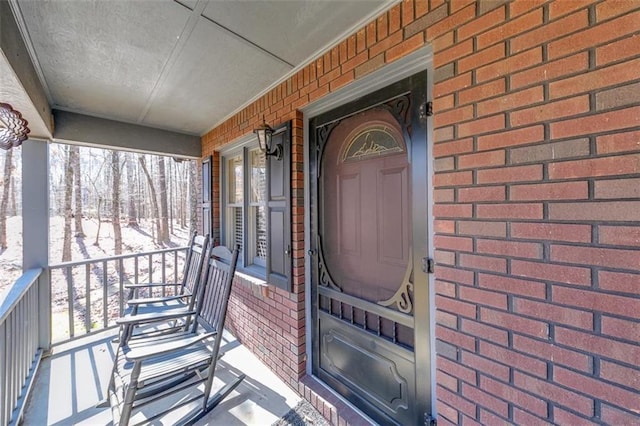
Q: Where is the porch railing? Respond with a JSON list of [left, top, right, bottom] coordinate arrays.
[[49, 245, 189, 344], [0, 268, 44, 426]]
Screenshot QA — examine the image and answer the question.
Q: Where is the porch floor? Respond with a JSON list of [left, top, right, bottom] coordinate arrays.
[[23, 329, 303, 425]]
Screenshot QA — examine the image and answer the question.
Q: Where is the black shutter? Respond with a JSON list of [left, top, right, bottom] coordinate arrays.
[[266, 123, 291, 290], [200, 156, 212, 240]]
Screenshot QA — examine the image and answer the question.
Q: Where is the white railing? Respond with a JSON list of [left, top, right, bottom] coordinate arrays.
[[0, 268, 44, 426], [48, 246, 188, 343]]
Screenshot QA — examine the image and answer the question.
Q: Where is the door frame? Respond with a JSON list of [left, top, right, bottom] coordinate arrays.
[[301, 45, 436, 419]]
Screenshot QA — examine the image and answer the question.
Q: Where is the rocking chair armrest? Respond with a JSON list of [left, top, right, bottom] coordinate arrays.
[[127, 294, 188, 306], [116, 309, 196, 326], [126, 331, 217, 360], [124, 282, 182, 289]]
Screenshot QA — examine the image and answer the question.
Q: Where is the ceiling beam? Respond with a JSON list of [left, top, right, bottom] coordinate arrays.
[[53, 110, 201, 159]]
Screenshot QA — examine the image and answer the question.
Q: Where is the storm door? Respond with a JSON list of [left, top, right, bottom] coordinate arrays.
[[310, 72, 431, 425]]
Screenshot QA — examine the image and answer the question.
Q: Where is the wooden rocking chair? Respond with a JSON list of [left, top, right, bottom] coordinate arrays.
[[108, 244, 243, 426]]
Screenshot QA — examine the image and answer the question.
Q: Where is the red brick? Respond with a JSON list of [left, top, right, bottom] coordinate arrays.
[[478, 273, 546, 299], [434, 219, 455, 233], [460, 253, 507, 273], [601, 360, 640, 391], [511, 259, 591, 286], [461, 351, 510, 382], [434, 171, 473, 187], [601, 404, 640, 425], [549, 58, 640, 100], [434, 203, 473, 218], [458, 221, 507, 238], [368, 30, 403, 59], [554, 366, 640, 412], [512, 334, 592, 373], [514, 371, 594, 416], [437, 265, 475, 286], [480, 376, 548, 417], [477, 164, 542, 184], [436, 402, 459, 426], [510, 0, 548, 17], [597, 34, 640, 65], [427, 4, 476, 41], [436, 38, 474, 68], [596, 129, 640, 154], [458, 114, 505, 138], [511, 222, 592, 243], [599, 225, 640, 247], [458, 43, 506, 74], [434, 72, 473, 97], [554, 407, 597, 425], [457, 5, 506, 40], [340, 50, 368, 74], [512, 407, 550, 426], [549, 10, 640, 59], [549, 0, 594, 19], [461, 319, 509, 345], [477, 126, 544, 151], [434, 188, 455, 203], [438, 386, 476, 418], [477, 239, 542, 259], [551, 244, 640, 271], [556, 328, 640, 367], [437, 324, 476, 351], [549, 153, 640, 179], [553, 286, 640, 320], [602, 316, 640, 345], [438, 356, 478, 384], [477, 86, 543, 117], [437, 295, 476, 318], [599, 271, 640, 295], [480, 307, 549, 339], [483, 340, 548, 377], [479, 409, 509, 426], [435, 235, 473, 252], [596, 0, 640, 21], [437, 105, 474, 127], [477, 9, 544, 49], [476, 47, 542, 83], [458, 150, 505, 170], [458, 186, 506, 202], [510, 181, 588, 201], [476, 203, 543, 220], [434, 126, 454, 142], [433, 94, 454, 112], [511, 52, 589, 89], [511, 9, 589, 53], [437, 369, 458, 392], [458, 78, 506, 105], [462, 384, 509, 418], [462, 284, 509, 310], [437, 310, 458, 329], [433, 138, 474, 157], [510, 95, 591, 127], [386, 33, 425, 63], [435, 251, 456, 266], [401, 0, 414, 25], [515, 297, 594, 329]]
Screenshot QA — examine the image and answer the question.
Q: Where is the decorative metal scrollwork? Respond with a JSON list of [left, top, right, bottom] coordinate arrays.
[[378, 249, 414, 314], [316, 120, 340, 177], [0, 103, 30, 150], [317, 235, 342, 292], [385, 95, 411, 136]]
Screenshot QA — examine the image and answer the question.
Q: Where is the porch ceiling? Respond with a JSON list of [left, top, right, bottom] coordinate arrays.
[[10, 0, 391, 137]]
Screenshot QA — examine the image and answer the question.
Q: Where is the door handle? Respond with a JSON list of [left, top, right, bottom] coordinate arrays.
[[422, 257, 434, 274]]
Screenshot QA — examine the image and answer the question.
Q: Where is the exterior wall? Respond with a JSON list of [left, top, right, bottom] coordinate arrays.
[[202, 1, 640, 424]]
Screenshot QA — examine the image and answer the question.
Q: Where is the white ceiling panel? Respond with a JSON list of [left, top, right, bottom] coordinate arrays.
[[16, 0, 191, 123], [141, 16, 292, 134]]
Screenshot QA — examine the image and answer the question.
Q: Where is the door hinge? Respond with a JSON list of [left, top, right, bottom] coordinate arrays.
[[425, 413, 437, 426], [422, 257, 435, 274], [420, 101, 433, 120]]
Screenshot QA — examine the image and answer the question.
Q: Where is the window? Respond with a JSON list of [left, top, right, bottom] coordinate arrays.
[[220, 123, 292, 290]]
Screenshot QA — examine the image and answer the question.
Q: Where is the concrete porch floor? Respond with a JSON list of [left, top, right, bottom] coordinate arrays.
[[23, 329, 304, 425]]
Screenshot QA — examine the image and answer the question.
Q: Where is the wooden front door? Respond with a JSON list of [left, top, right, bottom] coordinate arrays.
[[310, 72, 431, 425]]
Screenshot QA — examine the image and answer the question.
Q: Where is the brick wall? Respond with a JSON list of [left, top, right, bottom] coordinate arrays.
[[202, 1, 640, 424]]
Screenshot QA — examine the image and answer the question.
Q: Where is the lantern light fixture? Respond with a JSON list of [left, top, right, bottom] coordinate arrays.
[[253, 116, 282, 160]]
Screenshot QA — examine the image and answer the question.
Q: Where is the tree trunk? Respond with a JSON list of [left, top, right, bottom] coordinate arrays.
[[0, 149, 13, 249], [62, 146, 73, 261], [139, 155, 162, 245], [125, 153, 139, 227], [189, 160, 198, 236], [94, 197, 102, 246], [112, 151, 122, 255], [157, 157, 169, 244], [71, 146, 85, 237], [168, 159, 174, 235]]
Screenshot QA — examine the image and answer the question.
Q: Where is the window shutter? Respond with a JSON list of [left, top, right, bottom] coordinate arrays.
[[266, 123, 291, 290], [201, 156, 212, 240]]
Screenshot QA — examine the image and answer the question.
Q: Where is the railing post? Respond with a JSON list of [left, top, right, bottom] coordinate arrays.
[[22, 140, 51, 353]]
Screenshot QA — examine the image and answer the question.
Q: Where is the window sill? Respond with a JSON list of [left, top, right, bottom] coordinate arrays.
[[234, 268, 270, 298]]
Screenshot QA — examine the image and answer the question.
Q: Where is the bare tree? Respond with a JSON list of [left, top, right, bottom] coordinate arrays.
[[0, 149, 13, 249], [62, 146, 73, 261], [157, 156, 169, 244], [125, 153, 138, 227], [112, 151, 122, 255], [139, 155, 162, 245], [189, 160, 198, 236], [71, 146, 85, 237]]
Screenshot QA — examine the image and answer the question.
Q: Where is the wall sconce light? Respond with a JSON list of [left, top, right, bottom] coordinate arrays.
[[253, 116, 282, 160], [0, 103, 30, 150]]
